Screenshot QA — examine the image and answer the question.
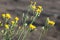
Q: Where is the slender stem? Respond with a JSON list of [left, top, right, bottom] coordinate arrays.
[[39, 30, 44, 40], [22, 28, 30, 40], [11, 28, 20, 39], [18, 27, 25, 40], [31, 14, 38, 24], [18, 12, 29, 40]]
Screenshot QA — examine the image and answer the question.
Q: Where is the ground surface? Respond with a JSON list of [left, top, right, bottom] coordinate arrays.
[[0, 0, 60, 40]]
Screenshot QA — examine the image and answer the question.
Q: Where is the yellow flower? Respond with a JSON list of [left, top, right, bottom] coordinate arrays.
[[36, 8, 42, 14], [11, 21, 15, 25], [1, 13, 5, 18], [47, 18, 55, 26], [30, 1, 36, 11], [29, 24, 36, 30], [5, 24, 9, 29], [36, 6, 43, 14], [31, 5, 36, 11], [48, 20, 55, 26], [6, 13, 11, 19], [38, 6, 43, 10], [15, 17, 19, 21]]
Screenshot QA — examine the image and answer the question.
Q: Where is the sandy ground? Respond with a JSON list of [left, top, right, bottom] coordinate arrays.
[[0, 0, 60, 40]]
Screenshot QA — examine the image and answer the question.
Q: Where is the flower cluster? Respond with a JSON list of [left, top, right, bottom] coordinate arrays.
[[2, 13, 11, 19], [0, 13, 20, 40], [1, 13, 19, 29], [0, 1, 56, 40], [30, 1, 43, 14]]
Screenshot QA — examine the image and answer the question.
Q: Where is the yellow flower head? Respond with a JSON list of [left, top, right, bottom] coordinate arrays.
[[36, 8, 41, 14], [38, 6, 43, 9], [31, 5, 36, 11], [29, 24, 36, 30], [5, 24, 9, 29], [47, 18, 55, 26], [36, 6, 43, 14], [30, 1, 36, 11], [6, 13, 11, 19], [15, 17, 19, 21], [2, 13, 5, 18], [11, 21, 15, 25], [48, 20, 55, 26]]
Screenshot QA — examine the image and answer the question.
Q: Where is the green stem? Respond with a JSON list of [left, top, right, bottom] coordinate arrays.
[[18, 27, 25, 40], [18, 12, 29, 40], [22, 28, 30, 40], [39, 30, 44, 40], [11, 28, 20, 39], [31, 14, 38, 24]]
